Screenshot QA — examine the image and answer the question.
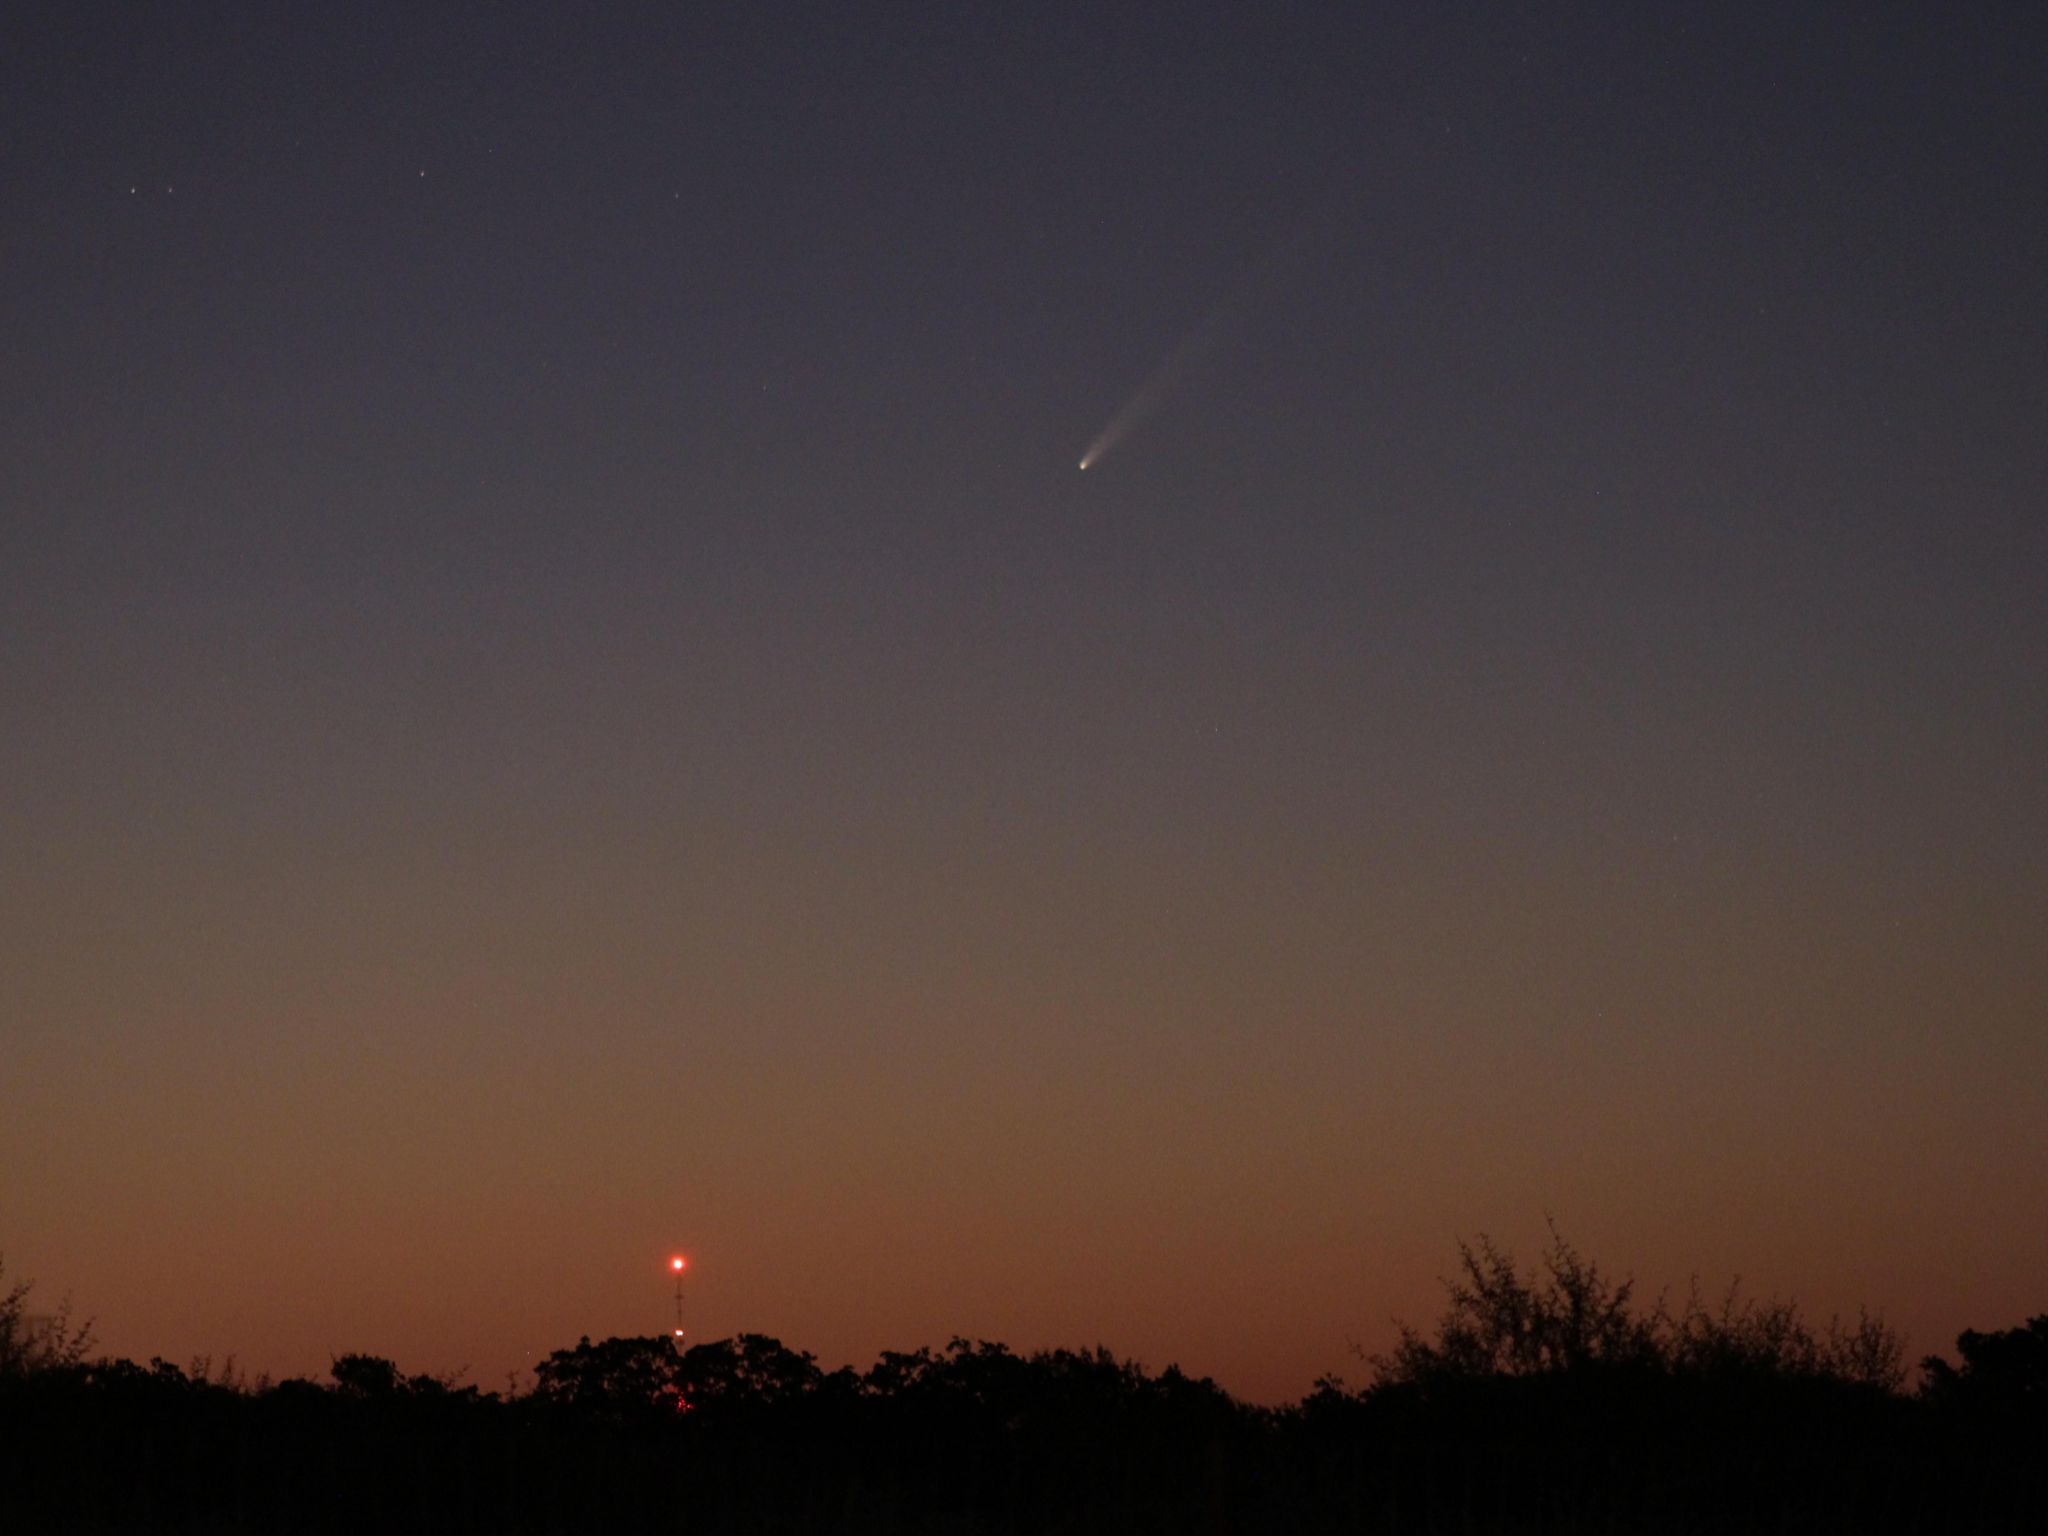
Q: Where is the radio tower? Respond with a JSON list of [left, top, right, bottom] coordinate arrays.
[[668, 1256, 688, 1349]]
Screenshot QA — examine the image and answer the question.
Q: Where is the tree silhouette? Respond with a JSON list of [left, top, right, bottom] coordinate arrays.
[[1372, 1227, 1661, 1386], [1, 1237, 2040, 1531], [0, 1256, 93, 1377], [1372, 1223, 1906, 1392], [1921, 1316, 2048, 1411], [532, 1334, 683, 1420]]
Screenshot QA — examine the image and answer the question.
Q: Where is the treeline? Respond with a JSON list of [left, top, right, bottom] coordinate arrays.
[[2, 1236, 2043, 1533]]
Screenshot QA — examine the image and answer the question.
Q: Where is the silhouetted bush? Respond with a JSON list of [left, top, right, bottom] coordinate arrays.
[[0, 1255, 93, 1377], [1921, 1316, 2048, 1413], [1371, 1223, 1907, 1394]]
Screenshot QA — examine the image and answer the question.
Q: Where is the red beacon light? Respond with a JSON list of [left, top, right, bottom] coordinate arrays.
[[668, 1255, 690, 1346]]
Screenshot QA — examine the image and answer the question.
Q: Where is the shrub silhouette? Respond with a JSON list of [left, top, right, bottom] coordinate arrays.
[[1920, 1315, 2048, 1411], [1372, 1223, 1906, 1392], [532, 1334, 684, 1420], [1372, 1227, 1662, 1385], [0, 1255, 93, 1376]]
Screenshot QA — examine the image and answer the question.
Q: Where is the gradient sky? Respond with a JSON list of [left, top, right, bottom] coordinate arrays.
[[4, 3, 2044, 1403]]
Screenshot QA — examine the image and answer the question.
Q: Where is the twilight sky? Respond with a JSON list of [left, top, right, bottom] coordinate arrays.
[[3, 3, 2044, 1403]]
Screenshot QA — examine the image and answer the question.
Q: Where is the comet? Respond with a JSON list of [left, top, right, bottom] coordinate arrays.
[[1073, 187, 1342, 472], [1072, 160, 1390, 472], [1076, 330, 1218, 472]]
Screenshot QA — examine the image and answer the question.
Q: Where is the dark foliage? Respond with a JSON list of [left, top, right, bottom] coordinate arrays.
[[1, 1239, 2041, 1532], [1371, 1224, 1908, 1393], [1921, 1316, 2048, 1414], [0, 1256, 93, 1377]]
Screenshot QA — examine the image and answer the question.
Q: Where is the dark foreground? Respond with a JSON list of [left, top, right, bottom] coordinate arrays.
[[5, 1236, 2043, 1532], [4, 1328, 2045, 1534]]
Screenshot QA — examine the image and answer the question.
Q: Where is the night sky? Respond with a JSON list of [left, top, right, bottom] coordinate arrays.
[[4, 3, 2044, 1403]]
